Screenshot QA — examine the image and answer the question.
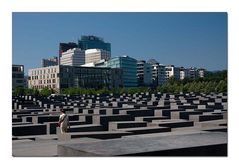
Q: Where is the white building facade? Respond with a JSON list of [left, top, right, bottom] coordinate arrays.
[[85, 49, 110, 64], [198, 68, 205, 78], [28, 65, 60, 91], [165, 65, 180, 80], [180, 67, 189, 80], [60, 48, 85, 66]]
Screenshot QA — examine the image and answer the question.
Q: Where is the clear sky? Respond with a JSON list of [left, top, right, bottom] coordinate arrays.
[[12, 12, 227, 74]]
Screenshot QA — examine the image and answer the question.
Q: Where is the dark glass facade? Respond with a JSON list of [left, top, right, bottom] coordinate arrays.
[[78, 35, 111, 52], [59, 65, 113, 89], [12, 65, 25, 89], [59, 42, 78, 57], [106, 56, 137, 87]]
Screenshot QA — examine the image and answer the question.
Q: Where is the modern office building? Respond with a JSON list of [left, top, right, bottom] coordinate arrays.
[[158, 64, 167, 85], [12, 65, 25, 90], [105, 55, 137, 87], [59, 65, 113, 89], [24, 76, 28, 88], [111, 68, 123, 88], [148, 59, 160, 86], [165, 65, 180, 80], [85, 49, 111, 64], [187, 67, 198, 79], [137, 60, 152, 86], [78, 35, 111, 53], [28, 65, 122, 92], [198, 68, 205, 78], [147, 59, 166, 86], [180, 67, 189, 80], [60, 48, 85, 66], [41, 57, 58, 67], [59, 42, 78, 57]]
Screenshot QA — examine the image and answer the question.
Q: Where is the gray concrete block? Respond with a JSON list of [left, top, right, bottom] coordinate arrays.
[[12, 124, 47, 136], [108, 121, 148, 131], [57, 132, 227, 156]]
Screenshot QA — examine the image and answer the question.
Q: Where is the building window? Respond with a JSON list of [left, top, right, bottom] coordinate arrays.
[[16, 80, 23, 83]]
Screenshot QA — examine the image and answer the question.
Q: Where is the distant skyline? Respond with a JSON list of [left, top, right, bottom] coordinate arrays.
[[12, 12, 227, 74]]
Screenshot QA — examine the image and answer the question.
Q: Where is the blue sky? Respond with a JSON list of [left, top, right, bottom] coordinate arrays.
[[12, 12, 227, 74]]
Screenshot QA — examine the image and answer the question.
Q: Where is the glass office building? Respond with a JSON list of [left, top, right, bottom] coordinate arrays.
[[78, 35, 111, 53], [105, 56, 137, 87], [59, 65, 124, 90], [12, 65, 25, 90]]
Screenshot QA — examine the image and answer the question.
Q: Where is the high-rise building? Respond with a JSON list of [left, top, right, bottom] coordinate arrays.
[[158, 64, 166, 85], [187, 67, 198, 79], [105, 55, 137, 87], [148, 59, 159, 86], [147, 59, 166, 86], [137, 60, 152, 86], [85, 49, 110, 64], [197, 68, 205, 78], [180, 67, 189, 80], [59, 42, 78, 64], [60, 48, 85, 66], [78, 35, 111, 52], [12, 65, 25, 90], [165, 65, 180, 80], [41, 57, 58, 67], [59, 42, 78, 56]]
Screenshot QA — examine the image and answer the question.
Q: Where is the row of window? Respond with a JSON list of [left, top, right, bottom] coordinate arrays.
[[38, 79, 56, 84], [31, 84, 56, 89], [31, 73, 57, 80], [12, 73, 24, 78], [12, 66, 23, 72], [31, 68, 57, 75], [30, 79, 56, 85], [16, 80, 23, 83]]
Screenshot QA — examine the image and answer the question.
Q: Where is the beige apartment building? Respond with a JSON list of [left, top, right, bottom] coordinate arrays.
[[28, 65, 60, 91]]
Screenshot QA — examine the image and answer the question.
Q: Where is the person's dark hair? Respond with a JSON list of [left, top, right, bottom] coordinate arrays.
[[60, 108, 66, 113]]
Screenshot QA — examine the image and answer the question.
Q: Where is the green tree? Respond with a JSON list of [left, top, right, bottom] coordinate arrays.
[[40, 87, 54, 96], [216, 80, 227, 93], [14, 87, 25, 96], [25, 88, 39, 96]]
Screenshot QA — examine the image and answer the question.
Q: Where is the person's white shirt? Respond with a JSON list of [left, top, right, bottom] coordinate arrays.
[[59, 113, 69, 133]]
